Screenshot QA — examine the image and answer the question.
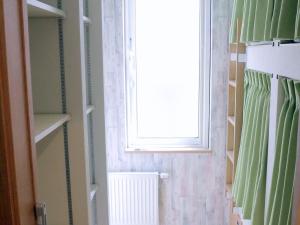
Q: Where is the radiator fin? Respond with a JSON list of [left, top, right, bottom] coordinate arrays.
[[108, 172, 159, 225]]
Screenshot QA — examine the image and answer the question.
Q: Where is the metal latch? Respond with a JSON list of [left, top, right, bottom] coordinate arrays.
[[35, 203, 47, 225]]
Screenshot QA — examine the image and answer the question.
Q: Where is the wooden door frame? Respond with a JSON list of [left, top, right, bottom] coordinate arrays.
[[0, 0, 37, 225]]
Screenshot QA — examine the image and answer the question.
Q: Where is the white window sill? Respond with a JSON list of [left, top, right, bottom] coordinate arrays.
[[125, 147, 212, 153]]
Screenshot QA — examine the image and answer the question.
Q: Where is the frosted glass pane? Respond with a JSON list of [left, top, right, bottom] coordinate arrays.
[[136, 0, 200, 138]]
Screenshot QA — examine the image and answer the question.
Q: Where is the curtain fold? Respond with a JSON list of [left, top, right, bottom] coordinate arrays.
[[252, 0, 269, 41], [240, 0, 251, 42], [263, 0, 274, 40], [232, 71, 250, 195], [232, 74, 300, 225], [243, 74, 270, 220], [229, 0, 246, 43], [232, 70, 271, 224], [267, 79, 295, 225], [266, 79, 300, 225], [269, 0, 283, 39], [276, 0, 298, 39], [295, 5, 300, 40], [230, 0, 300, 42], [234, 71, 259, 206], [242, 75, 266, 216], [250, 75, 270, 225]]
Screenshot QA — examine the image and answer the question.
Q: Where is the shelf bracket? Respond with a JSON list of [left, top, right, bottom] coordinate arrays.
[[35, 203, 47, 225], [273, 40, 280, 47]]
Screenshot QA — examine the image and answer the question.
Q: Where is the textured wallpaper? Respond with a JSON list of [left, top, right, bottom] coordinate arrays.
[[102, 0, 232, 224]]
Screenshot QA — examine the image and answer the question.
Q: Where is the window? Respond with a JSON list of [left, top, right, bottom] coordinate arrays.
[[124, 0, 211, 150]]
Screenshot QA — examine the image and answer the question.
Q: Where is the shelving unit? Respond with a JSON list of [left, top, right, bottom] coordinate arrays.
[[86, 105, 95, 115], [34, 114, 70, 143], [1, 0, 109, 224], [62, 0, 109, 224], [83, 16, 92, 24], [226, 20, 245, 225], [82, 1, 100, 223], [27, 0, 65, 17], [228, 116, 235, 126], [229, 80, 236, 87], [90, 184, 98, 201], [26, 1, 73, 225], [226, 150, 234, 163]]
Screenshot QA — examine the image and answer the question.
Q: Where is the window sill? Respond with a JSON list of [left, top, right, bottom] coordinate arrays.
[[125, 147, 212, 154]]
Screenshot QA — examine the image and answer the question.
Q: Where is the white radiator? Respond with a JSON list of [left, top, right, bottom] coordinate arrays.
[[108, 172, 160, 225]]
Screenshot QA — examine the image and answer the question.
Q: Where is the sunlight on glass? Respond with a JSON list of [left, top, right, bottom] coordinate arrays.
[[136, 0, 200, 138]]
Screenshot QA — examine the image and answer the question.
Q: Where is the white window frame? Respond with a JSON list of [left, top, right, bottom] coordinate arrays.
[[124, 0, 211, 151]]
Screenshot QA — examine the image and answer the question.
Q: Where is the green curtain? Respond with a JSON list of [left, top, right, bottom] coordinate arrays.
[[229, 0, 245, 43], [232, 71, 250, 195], [295, 5, 300, 40], [249, 74, 270, 225], [232, 70, 271, 225], [229, 0, 300, 42], [266, 79, 300, 225], [232, 71, 249, 197], [233, 70, 256, 204], [252, 0, 270, 41]]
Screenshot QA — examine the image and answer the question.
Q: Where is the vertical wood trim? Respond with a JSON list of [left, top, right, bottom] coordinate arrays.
[[226, 19, 245, 225], [226, 19, 245, 188], [0, 0, 37, 225], [234, 62, 244, 168]]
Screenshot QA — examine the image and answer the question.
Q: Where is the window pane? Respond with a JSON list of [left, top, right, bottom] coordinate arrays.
[[135, 0, 200, 138]]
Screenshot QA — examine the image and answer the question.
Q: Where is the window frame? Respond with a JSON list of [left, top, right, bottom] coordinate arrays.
[[123, 0, 211, 151]]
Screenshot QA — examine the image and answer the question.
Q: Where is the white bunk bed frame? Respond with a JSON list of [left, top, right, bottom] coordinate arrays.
[[234, 41, 300, 225]]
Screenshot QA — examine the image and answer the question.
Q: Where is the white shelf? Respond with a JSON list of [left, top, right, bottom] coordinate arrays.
[[227, 150, 234, 163], [229, 80, 236, 87], [34, 114, 71, 143], [27, 0, 65, 18], [86, 105, 95, 115], [233, 207, 252, 225], [228, 116, 235, 126], [226, 183, 232, 199], [90, 184, 98, 201], [83, 16, 91, 24]]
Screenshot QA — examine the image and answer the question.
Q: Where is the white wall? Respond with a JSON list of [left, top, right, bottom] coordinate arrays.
[[102, 0, 232, 224]]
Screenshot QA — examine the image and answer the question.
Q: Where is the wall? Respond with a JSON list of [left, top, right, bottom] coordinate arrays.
[[102, 0, 232, 224]]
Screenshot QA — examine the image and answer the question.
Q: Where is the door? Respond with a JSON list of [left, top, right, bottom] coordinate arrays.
[[0, 0, 37, 224]]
